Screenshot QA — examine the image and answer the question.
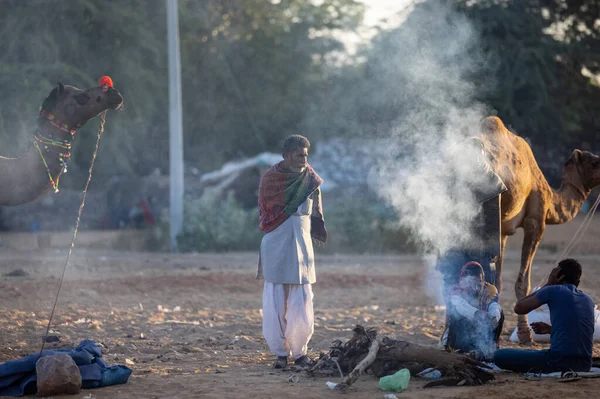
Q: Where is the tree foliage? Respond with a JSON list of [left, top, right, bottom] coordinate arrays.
[[303, 0, 600, 184], [0, 0, 598, 190], [0, 0, 363, 186]]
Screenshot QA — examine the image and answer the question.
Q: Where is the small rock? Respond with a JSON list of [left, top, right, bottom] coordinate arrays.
[[231, 336, 261, 349], [42, 335, 60, 343], [80, 289, 99, 297], [4, 269, 29, 277], [36, 354, 81, 397]]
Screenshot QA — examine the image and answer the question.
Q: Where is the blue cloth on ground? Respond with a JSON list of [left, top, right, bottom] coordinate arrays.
[[0, 339, 132, 397]]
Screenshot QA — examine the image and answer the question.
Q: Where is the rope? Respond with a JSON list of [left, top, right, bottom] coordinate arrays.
[[535, 194, 600, 288], [39, 111, 107, 354]]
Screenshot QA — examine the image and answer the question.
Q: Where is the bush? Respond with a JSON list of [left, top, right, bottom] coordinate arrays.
[[177, 191, 261, 252], [320, 190, 418, 254], [175, 188, 417, 254]]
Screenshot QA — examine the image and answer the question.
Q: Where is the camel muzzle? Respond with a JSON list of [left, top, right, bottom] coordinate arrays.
[[107, 87, 124, 109]]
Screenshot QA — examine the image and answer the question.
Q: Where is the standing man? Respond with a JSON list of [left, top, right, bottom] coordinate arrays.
[[493, 259, 595, 373], [256, 134, 327, 369]]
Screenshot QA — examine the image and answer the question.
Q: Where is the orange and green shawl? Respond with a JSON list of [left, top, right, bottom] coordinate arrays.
[[258, 161, 326, 243]]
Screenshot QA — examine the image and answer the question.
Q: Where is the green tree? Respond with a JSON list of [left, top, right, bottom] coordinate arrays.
[[0, 0, 363, 188]]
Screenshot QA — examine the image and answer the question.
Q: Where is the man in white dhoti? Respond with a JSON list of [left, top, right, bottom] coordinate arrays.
[[256, 135, 327, 369]]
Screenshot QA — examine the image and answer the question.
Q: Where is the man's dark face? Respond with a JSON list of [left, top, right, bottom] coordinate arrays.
[[283, 147, 308, 172]]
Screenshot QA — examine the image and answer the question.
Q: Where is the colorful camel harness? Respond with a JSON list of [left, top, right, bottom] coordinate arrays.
[[34, 109, 74, 193], [34, 76, 114, 193]]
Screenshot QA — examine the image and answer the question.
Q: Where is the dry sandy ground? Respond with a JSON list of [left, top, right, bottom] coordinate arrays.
[[1, 218, 600, 399]]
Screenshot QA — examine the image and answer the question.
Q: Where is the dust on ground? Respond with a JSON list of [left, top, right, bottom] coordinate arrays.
[[1, 218, 600, 399]]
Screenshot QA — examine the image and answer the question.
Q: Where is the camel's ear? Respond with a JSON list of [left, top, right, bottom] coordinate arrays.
[[57, 82, 65, 95], [40, 87, 59, 113], [566, 149, 583, 166]]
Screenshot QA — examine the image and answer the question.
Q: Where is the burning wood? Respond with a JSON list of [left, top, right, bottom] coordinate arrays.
[[308, 325, 494, 391]]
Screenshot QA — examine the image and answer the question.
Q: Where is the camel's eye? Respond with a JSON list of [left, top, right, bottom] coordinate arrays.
[[74, 93, 90, 105]]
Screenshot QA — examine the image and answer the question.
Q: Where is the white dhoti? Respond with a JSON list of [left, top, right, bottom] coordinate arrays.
[[262, 282, 314, 359], [259, 192, 320, 359]]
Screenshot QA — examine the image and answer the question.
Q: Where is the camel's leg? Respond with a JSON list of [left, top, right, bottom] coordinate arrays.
[[516, 217, 545, 344], [495, 235, 509, 293]]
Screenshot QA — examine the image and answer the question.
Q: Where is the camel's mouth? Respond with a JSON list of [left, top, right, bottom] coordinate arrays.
[[107, 87, 124, 109]]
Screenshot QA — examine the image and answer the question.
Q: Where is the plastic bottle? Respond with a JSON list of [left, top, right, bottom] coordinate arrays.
[[418, 368, 442, 379], [379, 368, 410, 392]]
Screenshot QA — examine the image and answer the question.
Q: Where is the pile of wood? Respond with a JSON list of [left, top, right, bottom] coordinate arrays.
[[307, 325, 494, 391]]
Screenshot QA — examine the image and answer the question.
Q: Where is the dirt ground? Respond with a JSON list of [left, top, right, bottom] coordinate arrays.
[[1, 217, 600, 398]]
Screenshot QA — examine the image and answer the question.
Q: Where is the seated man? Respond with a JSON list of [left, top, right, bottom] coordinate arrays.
[[444, 261, 504, 360], [494, 259, 594, 373]]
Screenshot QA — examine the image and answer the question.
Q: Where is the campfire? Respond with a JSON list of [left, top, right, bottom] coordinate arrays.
[[308, 325, 495, 391]]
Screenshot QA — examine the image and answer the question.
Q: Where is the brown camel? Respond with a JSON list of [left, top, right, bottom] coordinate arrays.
[[0, 81, 123, 206], [477, 116, 600, 343]]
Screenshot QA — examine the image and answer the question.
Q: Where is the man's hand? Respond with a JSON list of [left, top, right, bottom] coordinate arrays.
[[474, 309, 493, 324], [530, 321, 551, 335], [545, 267, 566, 287]]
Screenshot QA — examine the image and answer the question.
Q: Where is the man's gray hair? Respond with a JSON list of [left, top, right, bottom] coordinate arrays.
[[282, 134, 310, 156]]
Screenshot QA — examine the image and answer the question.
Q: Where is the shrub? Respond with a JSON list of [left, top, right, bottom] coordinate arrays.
[[177, 191, 261, 252]]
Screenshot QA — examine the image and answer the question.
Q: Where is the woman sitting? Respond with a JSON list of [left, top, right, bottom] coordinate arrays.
[[445, 261, 504, 360]]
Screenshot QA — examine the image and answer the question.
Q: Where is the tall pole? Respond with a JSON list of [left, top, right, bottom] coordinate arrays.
[[167, 0, 184, 252]]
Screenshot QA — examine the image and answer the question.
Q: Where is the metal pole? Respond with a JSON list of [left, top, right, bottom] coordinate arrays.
[[167, 0, 184, 252]]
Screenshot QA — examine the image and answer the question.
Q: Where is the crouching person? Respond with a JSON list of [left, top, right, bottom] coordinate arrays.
[[445, 261, 504, 360], [493, 259, 594, 373]]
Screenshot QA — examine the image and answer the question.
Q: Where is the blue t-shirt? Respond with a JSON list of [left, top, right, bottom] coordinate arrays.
[[535, 285, 595, 358]]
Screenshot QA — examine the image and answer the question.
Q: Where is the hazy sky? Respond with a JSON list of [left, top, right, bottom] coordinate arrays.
[[361, 0, 415, 27], [339, 0, 418, 56]]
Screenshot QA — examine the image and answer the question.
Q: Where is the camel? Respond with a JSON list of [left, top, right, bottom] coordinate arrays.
[[477, 116, 600, 343], [0, 80, 123, 206]]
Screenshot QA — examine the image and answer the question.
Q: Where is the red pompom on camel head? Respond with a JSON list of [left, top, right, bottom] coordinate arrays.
[[99, 76, 114, 88]]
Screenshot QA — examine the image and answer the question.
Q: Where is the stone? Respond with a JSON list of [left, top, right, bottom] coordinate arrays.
[[4, 269, 28, 277], [36, 354, 81, 397], [42, 335, 61, 343], [231, 336, 261, 349]]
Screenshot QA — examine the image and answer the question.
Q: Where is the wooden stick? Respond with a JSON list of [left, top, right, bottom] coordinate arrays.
[[336, 336, 380, 391], [308, 354, 330, 374], [332, 359, 344, 380]]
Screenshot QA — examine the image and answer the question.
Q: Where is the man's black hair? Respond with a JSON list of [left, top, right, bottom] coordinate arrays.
[[558, 258, 582, 286], [282, 134, 310, 156]]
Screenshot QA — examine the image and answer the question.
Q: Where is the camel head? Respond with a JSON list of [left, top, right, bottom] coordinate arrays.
[[38, 81, 123, 135], [564, 149, 600, 194], [479, 116, 507, 135]]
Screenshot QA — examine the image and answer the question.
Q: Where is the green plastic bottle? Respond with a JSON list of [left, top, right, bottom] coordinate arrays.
[[379, 368, 410, 392]]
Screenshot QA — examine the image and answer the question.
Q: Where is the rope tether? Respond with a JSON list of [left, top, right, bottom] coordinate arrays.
[[39, 110, 107, 354]]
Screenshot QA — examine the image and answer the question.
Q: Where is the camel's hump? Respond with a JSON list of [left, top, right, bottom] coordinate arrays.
[[480, 116, 508, 135]]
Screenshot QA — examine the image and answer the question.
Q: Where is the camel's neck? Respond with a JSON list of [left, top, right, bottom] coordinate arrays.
[[0, 122, 74, 206], [546, 176, 589, 225]]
